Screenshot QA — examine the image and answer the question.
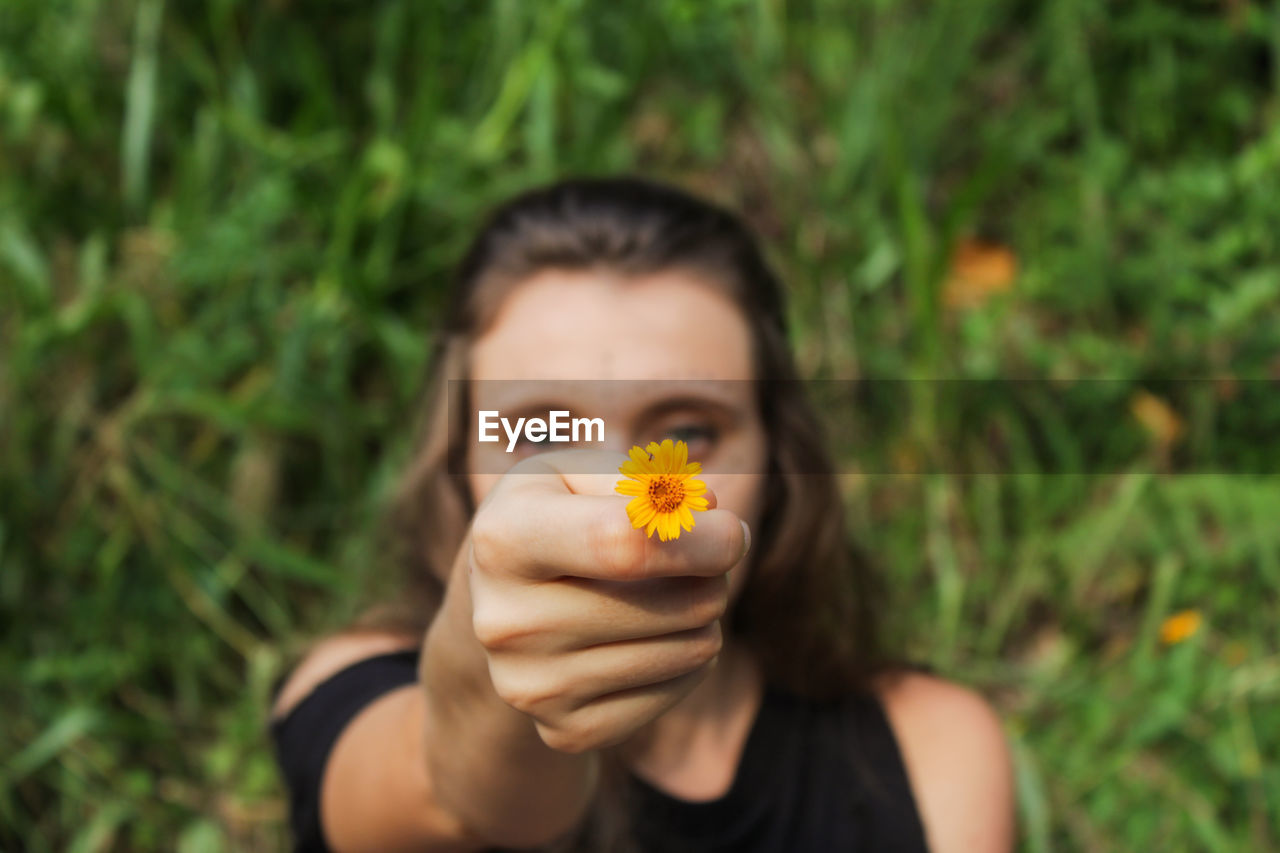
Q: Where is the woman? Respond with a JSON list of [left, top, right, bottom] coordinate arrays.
[[269, 177, 1015, 852]]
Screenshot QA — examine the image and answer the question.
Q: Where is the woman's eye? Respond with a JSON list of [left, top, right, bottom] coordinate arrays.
[[664, 424, 719, 454]]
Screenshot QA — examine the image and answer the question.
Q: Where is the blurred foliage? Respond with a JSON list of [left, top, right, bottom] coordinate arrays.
[[2, 0, 1279, 849]]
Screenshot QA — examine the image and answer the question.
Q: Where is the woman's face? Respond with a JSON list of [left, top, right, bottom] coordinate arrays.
[[465, 267, 768, 605]]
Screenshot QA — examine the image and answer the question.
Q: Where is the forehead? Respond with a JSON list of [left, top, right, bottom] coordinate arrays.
[[468, 268, 755, 382]]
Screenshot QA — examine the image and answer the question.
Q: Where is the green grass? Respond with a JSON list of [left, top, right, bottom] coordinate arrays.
[[2, 0, 1279, 849]]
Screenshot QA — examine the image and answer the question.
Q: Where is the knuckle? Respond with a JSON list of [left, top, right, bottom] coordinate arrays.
[[687, 582, 729, 627], [468, 508, 505, 569], [537, 723, 589, 754], [470, 611, 509, 651], [587, 513, 647, 579], [471, 610, 536, 653], [491, 671, 557, 717], [502, 689, 541, 717], [539, 716, 613, 755], [495, 686, 539, 716], [686, 622, 724, 666]]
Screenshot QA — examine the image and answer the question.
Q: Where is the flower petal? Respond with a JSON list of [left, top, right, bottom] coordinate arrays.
[[619, 460, 652, 478], [626, 495, 648, 519], [615, 479, 644, 496], [650, 443, 669, 473]]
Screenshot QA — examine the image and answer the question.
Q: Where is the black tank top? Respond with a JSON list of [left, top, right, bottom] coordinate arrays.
[[269, 651, 930, 852]]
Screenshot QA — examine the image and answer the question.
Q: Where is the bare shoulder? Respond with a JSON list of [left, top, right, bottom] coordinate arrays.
[[271, 630, 421, 721], [872, 669, 1016, 853]]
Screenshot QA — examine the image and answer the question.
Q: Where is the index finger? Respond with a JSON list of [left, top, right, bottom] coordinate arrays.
[[477, 458, 745, 582]]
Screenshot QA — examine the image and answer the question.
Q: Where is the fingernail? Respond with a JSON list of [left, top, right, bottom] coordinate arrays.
[[739, 520, 751, 558]]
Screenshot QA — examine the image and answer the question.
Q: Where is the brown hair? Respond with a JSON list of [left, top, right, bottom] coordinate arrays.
[[372, 176, 893, 850]]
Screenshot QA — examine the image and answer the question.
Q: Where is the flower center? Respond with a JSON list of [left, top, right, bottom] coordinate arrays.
[[647, 475, 685, 514]]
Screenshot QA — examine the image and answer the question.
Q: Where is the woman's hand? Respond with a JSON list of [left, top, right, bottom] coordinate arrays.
[[464, 449, 749, 754]]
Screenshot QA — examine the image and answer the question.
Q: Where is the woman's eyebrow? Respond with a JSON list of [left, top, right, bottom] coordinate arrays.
[[633, 395, 745, 424], [475, 398, 574, 423], [470, 382, 749, 426]]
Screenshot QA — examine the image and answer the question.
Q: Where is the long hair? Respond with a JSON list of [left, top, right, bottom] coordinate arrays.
[[369, 176, 892, 850]]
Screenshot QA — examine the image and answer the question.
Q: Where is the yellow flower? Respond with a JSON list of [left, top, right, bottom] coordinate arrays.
[[1159, 609, 1202, 645], [615, 438, 709, 541]]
